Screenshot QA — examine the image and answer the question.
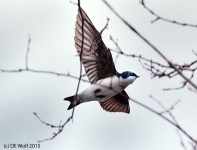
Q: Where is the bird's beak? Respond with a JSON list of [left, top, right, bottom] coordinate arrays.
[[136, 76, 140, 78]]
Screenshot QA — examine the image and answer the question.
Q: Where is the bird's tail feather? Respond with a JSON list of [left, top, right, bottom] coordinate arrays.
[[64, 95, 80, 110]]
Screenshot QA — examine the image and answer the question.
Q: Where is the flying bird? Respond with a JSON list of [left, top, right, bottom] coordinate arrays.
[[64, 8, 139, 114]]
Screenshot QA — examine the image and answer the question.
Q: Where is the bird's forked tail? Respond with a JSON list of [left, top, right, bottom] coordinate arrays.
[[63, 95, 80, 110]]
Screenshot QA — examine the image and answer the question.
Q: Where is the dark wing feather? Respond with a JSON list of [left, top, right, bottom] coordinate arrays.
[[99, 90, 130, 114], [75, 8, 116, 84]]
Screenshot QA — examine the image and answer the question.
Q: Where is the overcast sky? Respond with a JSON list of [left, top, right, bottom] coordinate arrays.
[[0, 0, 197, 150]]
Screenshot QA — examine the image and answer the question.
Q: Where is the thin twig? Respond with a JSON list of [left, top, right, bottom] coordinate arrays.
[[176, 130, 188, 150], [149, 95, 179, 125], [70, 0, 77, 5], [33, 112, 73, 143], [193, 50, 197, 57], [129, 97, 196, 143], [100, 18, 110, 34], [141, 0, 197, 28], [110, 35, 123, 53], [0, 68, 89, 83], [25, 34, 31, 69]]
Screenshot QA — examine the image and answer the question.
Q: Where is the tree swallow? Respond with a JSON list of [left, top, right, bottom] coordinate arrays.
[[64, 8, 139, 114]]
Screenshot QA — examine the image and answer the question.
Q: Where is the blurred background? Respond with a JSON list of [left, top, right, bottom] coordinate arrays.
[[0, 0, 197, 149]]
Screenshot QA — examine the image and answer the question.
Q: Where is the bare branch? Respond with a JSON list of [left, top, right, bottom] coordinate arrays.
[[110, 35, 197, 91], [149, 95, 179, 124], [30, 0, 86, 142], [33, 112, 73, 143], [163, 70, 195, 91], [103, 0, 197, 89], [176, 130, 188, 150], [141, 0, 197, 28], [129, 96, 197, 144], [150, 95, 181, 114], [0, 68, 89, 83]]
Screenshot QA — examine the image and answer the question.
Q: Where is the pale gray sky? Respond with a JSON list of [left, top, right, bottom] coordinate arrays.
[[0, 0, 197, 150]]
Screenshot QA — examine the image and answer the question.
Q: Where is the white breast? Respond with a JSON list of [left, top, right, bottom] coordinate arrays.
[[79, 75, 126, 102]]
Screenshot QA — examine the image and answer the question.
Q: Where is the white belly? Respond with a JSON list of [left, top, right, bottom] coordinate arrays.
[[78, 75, 125, 102]]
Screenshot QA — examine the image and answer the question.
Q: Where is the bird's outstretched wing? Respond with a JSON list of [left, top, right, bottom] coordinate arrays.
[[75, 8, 116, 84], [99, 90, 130, 114]]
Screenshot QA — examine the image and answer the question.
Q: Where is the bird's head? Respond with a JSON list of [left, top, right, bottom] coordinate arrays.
[[119, 71, 139, 85]]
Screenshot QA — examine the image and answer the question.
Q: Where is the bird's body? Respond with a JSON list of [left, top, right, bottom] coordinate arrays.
[[64, 8, 139, 113], [68, 74, 136, 103]]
